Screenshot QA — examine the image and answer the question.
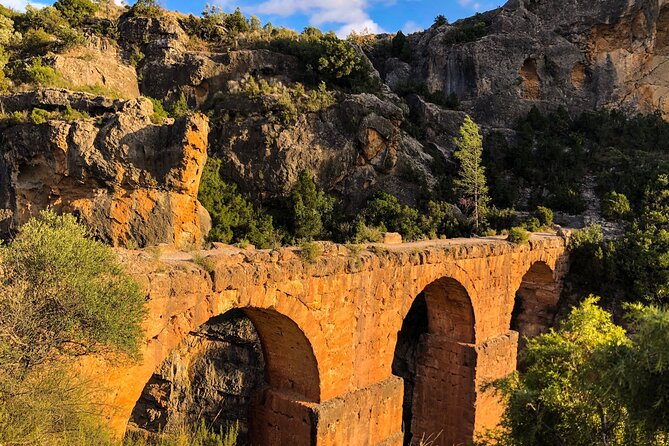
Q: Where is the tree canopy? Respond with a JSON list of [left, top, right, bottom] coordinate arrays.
[[454, 115, 489, 233], [487, 297, 669, 446]]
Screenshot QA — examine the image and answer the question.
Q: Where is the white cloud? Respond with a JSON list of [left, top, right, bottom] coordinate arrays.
[[458, 0, 483, 11], [2, 0, 48, 11], [336, 19, 384, 37], [401, 20, 421, 34], [251, 0, 385, 37]]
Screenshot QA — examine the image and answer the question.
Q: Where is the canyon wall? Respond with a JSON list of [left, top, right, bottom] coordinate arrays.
[[376, 0, 669, 127]]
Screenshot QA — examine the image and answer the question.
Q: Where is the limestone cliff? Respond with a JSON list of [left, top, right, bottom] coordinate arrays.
[[1, 0, 667, 241], [374, 0, 669, 126], [0, 91, 210, 247]]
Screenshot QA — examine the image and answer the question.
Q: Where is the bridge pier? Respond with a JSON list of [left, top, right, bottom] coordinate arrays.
[[410, 331, 519, 445], [251, 377, 404, 446]]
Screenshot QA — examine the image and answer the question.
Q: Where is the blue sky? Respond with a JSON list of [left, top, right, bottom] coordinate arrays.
[[5, 0, 503, 37]]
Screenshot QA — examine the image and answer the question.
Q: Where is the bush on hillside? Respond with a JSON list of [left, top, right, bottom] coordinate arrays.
[[126, 0, 163, 18], [53, 0, 97, 27], [198, 157, 281, 248], [507, 226, 529, 244], [534, 205, 553, 227], [0, 210, 146, 444], [602, 191, 631, 220]]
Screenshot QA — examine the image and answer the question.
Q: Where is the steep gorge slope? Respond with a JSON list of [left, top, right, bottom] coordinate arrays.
[[1, 0, 667, 246]]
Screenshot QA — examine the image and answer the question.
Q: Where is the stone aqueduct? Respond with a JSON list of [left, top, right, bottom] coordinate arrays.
[[86, 233, 569, 446]]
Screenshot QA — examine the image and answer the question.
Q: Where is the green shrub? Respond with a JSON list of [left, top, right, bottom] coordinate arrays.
[[522, 216, 541, 232], [240, 78, 335, 125], [53, 0, 97, 27], [127, 0, 163, 18], [170, 92, 189, 118], [434, 14, 448, 27], [0, 210, 146, 365], [225, 7, 250, 35], [29, 107, 52, 124], [570, 224, 604, 251], [0, 365, 115, 446], [15, 5, 84, 53], [420, 201, 462, 239], [263, 30, 379, 92], [534, 205, 553, 227], [443, 13, 492, 44], [484, 107, 669, 218], [352, 220, 384, 244], [0, 211, 146, 444], [361, 191, 424, 241], [148, 97, 169, 124], [614, 175, 669, 303], [390, 30, 411, 61], [291, 170, 335, 242], [488, 207, 517, 232], [507, 226, 529, 244], [77, 83, 125, 99], [602, 191, 631, 220], [299, 240, 322, 264], [487, 297, 633, 446], [62, 104, 90, 121], [198, 157, 281, 249], [22, 58, 66, 87], [182, 5, 227, 44]]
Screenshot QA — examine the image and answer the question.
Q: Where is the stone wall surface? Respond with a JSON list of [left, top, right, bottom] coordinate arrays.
[[80, 233, 569, 445]]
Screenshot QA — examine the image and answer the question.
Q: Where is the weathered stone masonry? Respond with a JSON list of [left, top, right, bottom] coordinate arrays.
[[83, 234, 569, 446]]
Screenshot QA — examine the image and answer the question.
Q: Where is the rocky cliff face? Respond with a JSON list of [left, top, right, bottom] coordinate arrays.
[[1, 0, 666, 242], [128, 310, 265, 444], [375, 0, 669, 127], [0, 91, 210, 247], [112, 14, 444, 208]]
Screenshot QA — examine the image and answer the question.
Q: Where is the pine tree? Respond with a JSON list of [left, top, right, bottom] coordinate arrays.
[[291, 170, 334, 242], [453, 115, 490, 233]]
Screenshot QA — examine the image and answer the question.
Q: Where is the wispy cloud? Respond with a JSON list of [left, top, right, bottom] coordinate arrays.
[[458, 0, 483, 11], [250, 0, 386, 37], [402, 20, 422, 34]]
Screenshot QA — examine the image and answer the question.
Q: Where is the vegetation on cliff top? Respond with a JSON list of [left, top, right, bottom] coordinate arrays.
[[485, 107, 669, 215]]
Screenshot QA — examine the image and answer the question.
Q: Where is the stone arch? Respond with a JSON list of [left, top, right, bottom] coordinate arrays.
[[244, 307, 320, 402], [127, 306, 320, 445], [393, 276, 476, 446], [423, 276, 476, 343], [511, 261, 559, 343]]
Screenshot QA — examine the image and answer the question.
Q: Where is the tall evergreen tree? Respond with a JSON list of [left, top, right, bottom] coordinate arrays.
[[453, 115, 489, 232], [291, 170, 334, 242]]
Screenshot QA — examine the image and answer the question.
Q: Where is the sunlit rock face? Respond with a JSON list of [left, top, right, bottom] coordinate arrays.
[[0, 92, 210, 248], [373, 0, 669, 126]]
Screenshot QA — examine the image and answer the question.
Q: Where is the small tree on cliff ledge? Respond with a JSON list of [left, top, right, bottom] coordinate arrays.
[[454, 115, 489, 233]]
